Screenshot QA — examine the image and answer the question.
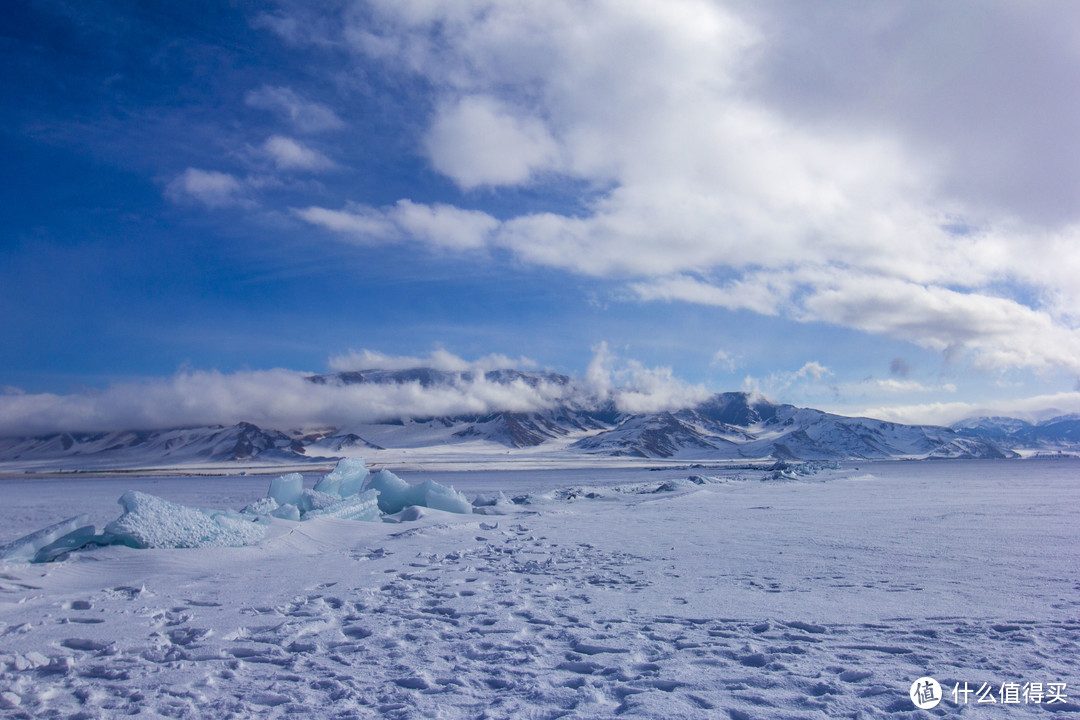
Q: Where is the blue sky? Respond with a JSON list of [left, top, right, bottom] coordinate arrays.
[[4, 0, 1080, 433]]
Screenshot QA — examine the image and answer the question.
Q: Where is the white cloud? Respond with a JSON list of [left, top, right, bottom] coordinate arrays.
[[327, 349, 533, 373], [868, 379, 957, 394], [632, 274, 787, 316], [391, 200, 499, 250], [292, 205, 397, 240], [0, 347, 718, 435], [742, 361, 833, 397], [245, 85, 345, 133], [165, 168, 249, 208], [612, 361, 712, 415], [795, 361, 831, 382], [263, 136, 335, 171], [710, 350, 737, 373], [423, 95, 561, 189], [582, 342, 712, 414], [294, 200, 498, 250], [798, 273, 1080, 375], [858, 391, 1080, 428], [292, 0, 1080, 377], [0, 368, 563, 435]]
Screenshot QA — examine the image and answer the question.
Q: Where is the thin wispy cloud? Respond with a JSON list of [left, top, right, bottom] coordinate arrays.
[[263, 136, 335, 172], [165, 168, 250, 208], [327, 349, 533, 374], [244, 85, 345, 134], [295, 201, 498, 251]]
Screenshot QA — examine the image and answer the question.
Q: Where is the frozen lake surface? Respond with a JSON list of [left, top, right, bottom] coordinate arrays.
[[1, 458, 1078, 718]]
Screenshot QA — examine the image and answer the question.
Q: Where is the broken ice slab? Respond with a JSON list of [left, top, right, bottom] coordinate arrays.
[[303, 490, 380, 522], [0, 515, 94, 563], [313, 457, 369, 498], [268, 473, 304, 507], [104, 491, 266, 549], [362, 469, 472, 515], [32, 525, 101, 563], [298, 488, 341, 514], [241, 497, 279, 517]]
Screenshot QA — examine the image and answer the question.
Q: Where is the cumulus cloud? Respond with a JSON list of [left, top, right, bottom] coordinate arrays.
[[245, 85, 345, 133], [424, 96, 561, 189], [797, 273, 1080, 374], [165, 168, 250, 208], [263, 136, 335, 171], [267, 0, 1080, 376], [391, 200, 500, 250], [583, 342, 712, 414]]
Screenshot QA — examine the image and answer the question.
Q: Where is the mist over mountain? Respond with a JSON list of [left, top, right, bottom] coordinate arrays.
[[2, 367, 1059, 470]]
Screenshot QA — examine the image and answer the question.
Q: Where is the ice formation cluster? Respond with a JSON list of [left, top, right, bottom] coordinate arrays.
[[0, 459, 471, 562]]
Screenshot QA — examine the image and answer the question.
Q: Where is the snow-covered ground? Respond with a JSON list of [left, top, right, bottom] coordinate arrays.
[[1, 458, 1078, 718]]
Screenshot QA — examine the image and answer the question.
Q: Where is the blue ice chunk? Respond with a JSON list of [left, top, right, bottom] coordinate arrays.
[[268, 473, 304, 507], [304, 490, 380, 522], [272, 504, 301, 521], [0, 515, 93, 563], [313, 458, 369, 499], [241, 497, 279, 517], [653, 478, 699, 493], [363, 469, 412, 514], [416, 480, 472, 514], [472, 491, 514, 515], [104, 491, 266, 549], [362, 469, 471, 515], [298, 488, 340, 515], [33, 525, 100, 563], [472, 491, 510, 507]]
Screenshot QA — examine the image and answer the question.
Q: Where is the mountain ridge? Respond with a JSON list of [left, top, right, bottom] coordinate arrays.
[[1, 368, 1069, 469]]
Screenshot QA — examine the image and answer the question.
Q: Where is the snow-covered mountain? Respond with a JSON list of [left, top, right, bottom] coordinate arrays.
[[0, 422, 315, 469], [0, 369, 1035, 469], [570, 391, 1014, 460], [951, 414, 1080, 452]]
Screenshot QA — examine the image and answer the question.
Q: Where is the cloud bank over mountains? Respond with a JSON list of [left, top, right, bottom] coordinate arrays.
[[3, 345, 1079, 437], [0, 347, 712, 436]]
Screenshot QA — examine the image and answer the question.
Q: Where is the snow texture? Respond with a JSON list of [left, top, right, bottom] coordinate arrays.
[[0, 459, 1077, 718]]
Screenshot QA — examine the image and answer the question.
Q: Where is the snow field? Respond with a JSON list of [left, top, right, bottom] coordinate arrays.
[[0, 459, 1078, 718]]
